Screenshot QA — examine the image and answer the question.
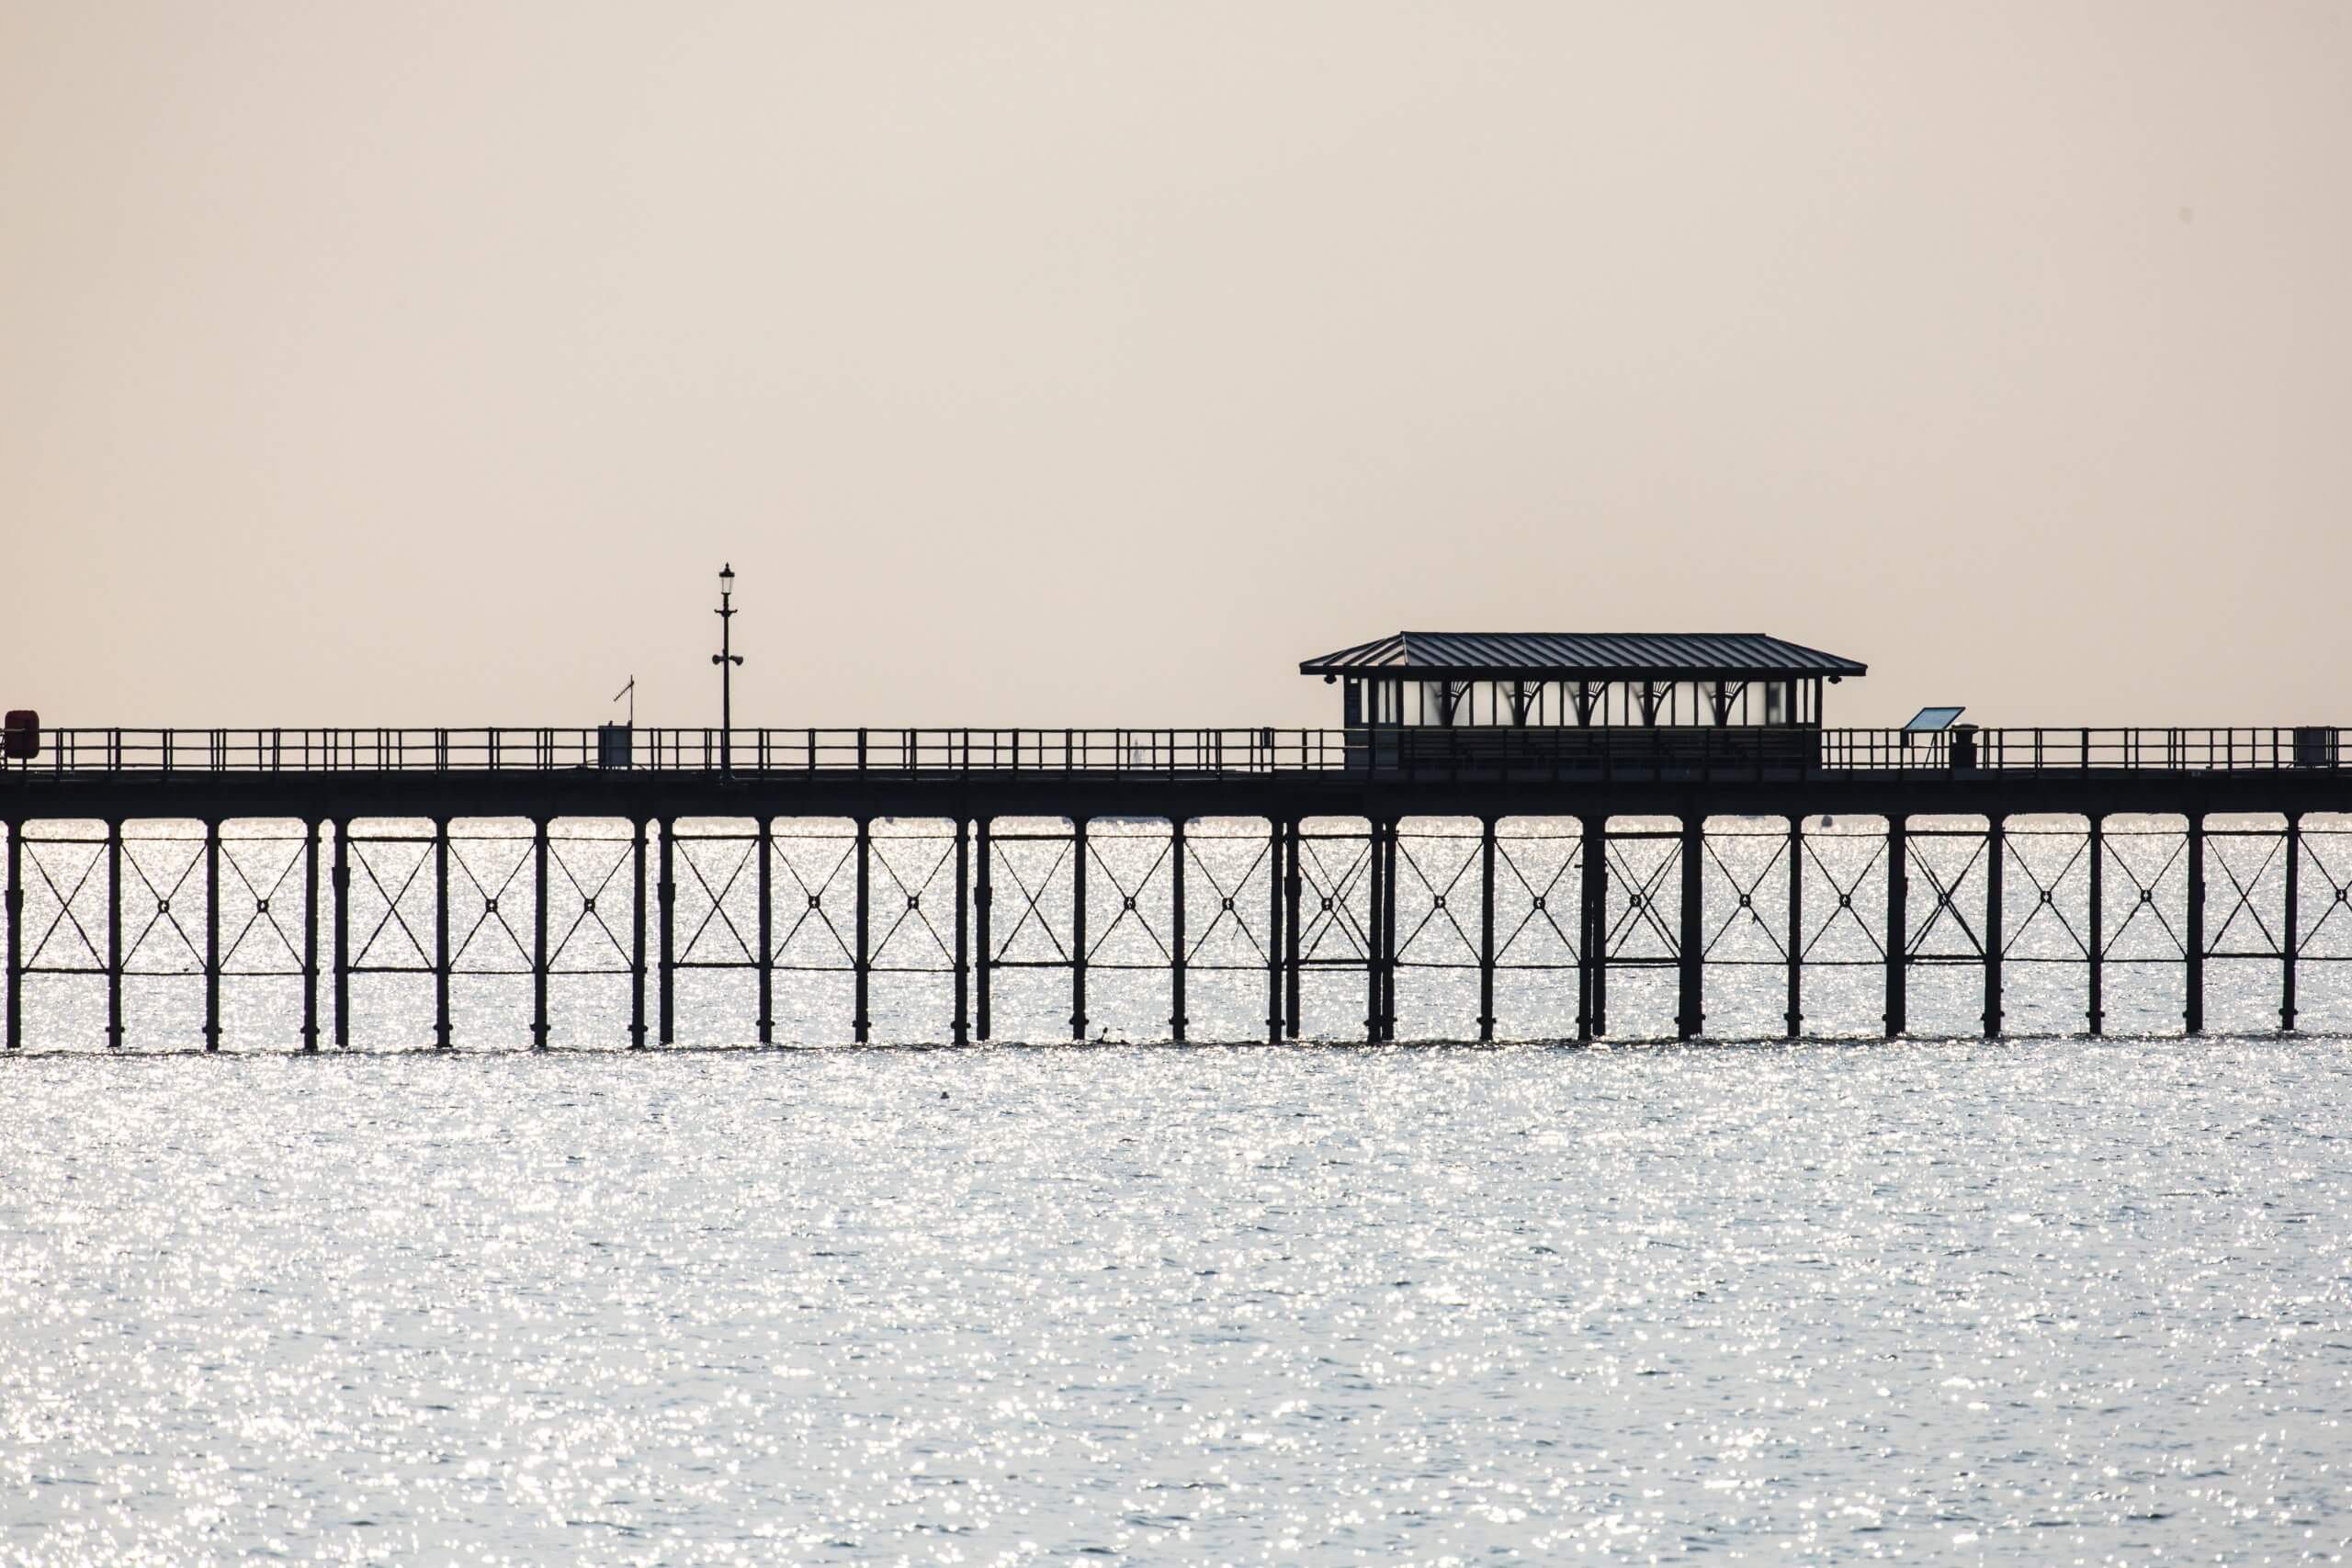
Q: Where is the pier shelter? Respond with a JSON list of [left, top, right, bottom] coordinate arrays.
[[1300, 631, 1868, 769]]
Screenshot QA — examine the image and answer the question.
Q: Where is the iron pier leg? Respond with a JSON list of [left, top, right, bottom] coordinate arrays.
[[531, 818, 549, 1049], [2283, 813, 2301, 1033], [434, 818, 452, 1048], [953, 818, 969, 1045], [853, 817, 869, 1044], [333, 819, 350, 1048], [1363, 818, 1382, 1043], [1784, 816, 1803, 1040], [1169, 818, 1187, 1043], [756, 816, 774, 1045], [1384, 822, 1400, 1042], [658, 818, 676, 1045], [4, 822, 18, 1051], [975, 818, 992, 1042], [1284, 818, 1302, 1041], [204, 819, 221, 1052], [1478, 817, 1497, 1043], [107, 820, 123, 1049], [1884, 815, 1908, 1038], [2186, 813, 2205, 1036], [1581, 816, 1607, 1040], [1677, 816, 1702, 1041], [2086, 815, 2104, 1036], [1266, 816, 1283, 1044], [629, 818, 648, 1048], [301, 819, 320, 1052], [1984, 815, 2004, 1039], [1072, 817, 1089, 1042]]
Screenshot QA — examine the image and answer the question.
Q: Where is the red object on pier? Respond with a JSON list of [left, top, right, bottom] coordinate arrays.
[[4, 710, 39, 760]]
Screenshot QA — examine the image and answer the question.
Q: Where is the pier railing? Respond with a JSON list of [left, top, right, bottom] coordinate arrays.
[[2, 726, 2340, 775]]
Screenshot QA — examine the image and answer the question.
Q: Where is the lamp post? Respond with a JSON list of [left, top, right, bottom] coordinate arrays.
[[712, 564, 743, 775]]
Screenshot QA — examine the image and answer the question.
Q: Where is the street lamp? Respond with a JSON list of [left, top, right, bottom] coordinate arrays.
[[712, 564, 743, 775]]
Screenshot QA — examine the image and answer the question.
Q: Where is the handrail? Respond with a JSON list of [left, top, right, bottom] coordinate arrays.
[[0, 725, 2342, 775]]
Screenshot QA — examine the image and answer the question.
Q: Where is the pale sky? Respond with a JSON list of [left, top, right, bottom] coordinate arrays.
[[3, 2, 2347, 730]]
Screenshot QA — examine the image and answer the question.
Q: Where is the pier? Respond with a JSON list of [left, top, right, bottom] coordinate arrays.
[[5, 632, 2347, 1050]]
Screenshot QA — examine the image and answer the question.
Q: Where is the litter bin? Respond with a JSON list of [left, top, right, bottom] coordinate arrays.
[[2294, 726, 2338, 769], [598, 722, 633, 770], [1949, 722, 1979, 770]]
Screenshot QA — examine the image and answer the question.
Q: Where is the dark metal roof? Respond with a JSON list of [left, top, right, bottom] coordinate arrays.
[[1299, 632, 1867, 680]]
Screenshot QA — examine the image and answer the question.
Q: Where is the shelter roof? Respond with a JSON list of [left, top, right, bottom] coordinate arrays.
[[1299, 632, 1867, 681]]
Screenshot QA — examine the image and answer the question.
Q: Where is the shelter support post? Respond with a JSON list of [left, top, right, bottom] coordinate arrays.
[[1884, 815, 1908, 1037]]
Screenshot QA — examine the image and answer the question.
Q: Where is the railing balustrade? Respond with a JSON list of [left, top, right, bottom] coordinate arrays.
[[1, 726, 2339, 774]]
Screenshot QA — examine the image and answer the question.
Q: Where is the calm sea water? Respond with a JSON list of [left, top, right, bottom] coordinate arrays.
[[4, 818, 2349, 1563], [3, 1037, 2347, 1565]]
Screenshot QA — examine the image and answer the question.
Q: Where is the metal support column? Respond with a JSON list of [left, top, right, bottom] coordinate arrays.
[[531, 818, 550, 1048], [333, 819, 350, 1048], [1266, 816, 1283, 1044], [2283, 813, 2301, 1032], [1071, 817, 1089, 1042], [1283, 818, 1302, 1040], [433, 817, 452, 1048], [2087, 815, 2105, 1036], [203, 819, 221, 1052], [1580, 816, 1607, 1040], [628, 819, 648, 1048], [953, 818, 970, 1045], [1381, 820, 1400, 1042], [1784, 815, 1803, 1039], [1677, 816, 1702, 1041], [852, 817, 870, 1043], [107, 819, 124, 1049], [301, 818, 320, 1052], [1478, 817, 1497, 1043], [2186, 813, 2205, 1036], [756, 816, 774, 1045], [1884, 815, 1908, 1037], [1363, 818, 1383, 1043], [4, 822, 18, 1051], [658, 818, 676, 1045], [975, 817, 992, 1042], [1983, 815, 2004, 1039], [1169, 818, 1187, 1043]]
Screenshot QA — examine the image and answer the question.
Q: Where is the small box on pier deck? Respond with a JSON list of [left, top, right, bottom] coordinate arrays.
[[2295, 726, 2339, 769], [3, 710, 37, 761], [598, 722, 633, 770]]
